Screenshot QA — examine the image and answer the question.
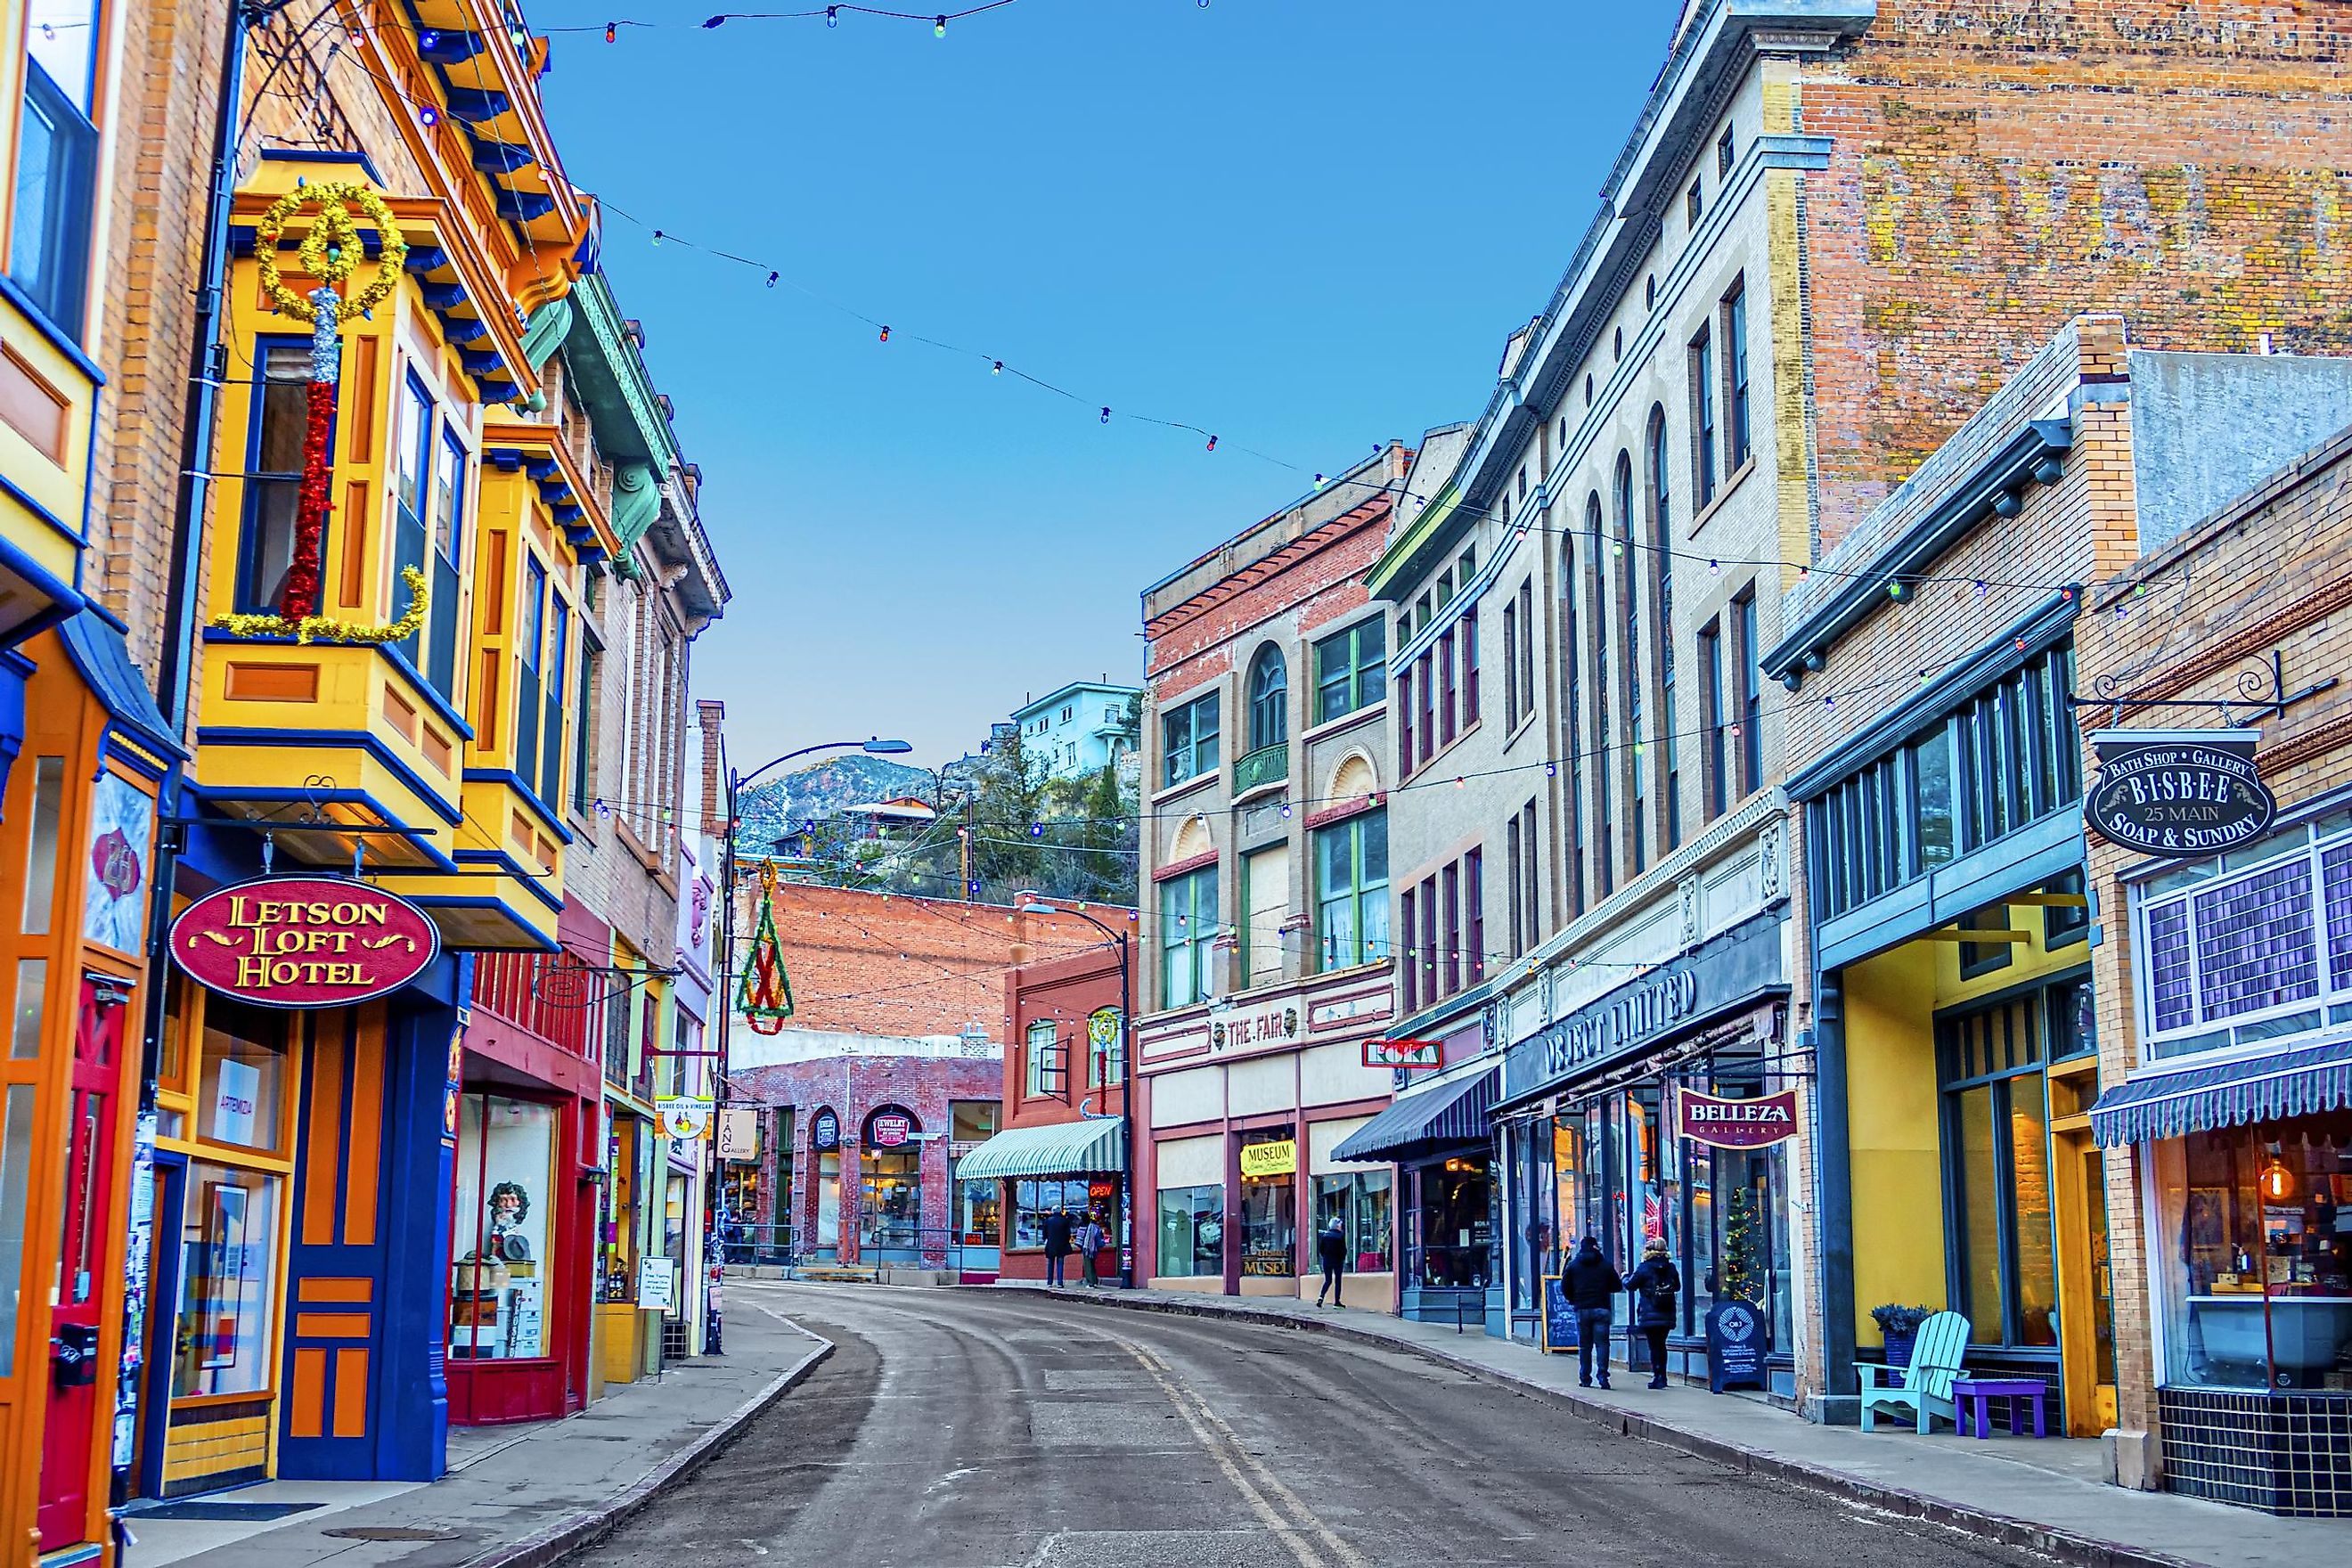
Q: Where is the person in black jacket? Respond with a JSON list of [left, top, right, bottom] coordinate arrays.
[[1041, 1207, 1075, 1288], [1625, 1237, 1682, 1389], [1314, 1217, 1347, 1307], [1563, 1236, 1624, 1389]]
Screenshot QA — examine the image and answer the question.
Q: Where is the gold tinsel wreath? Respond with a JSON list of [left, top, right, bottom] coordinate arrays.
[[255, 180, 409, 323], [212, 568, 429, 646]]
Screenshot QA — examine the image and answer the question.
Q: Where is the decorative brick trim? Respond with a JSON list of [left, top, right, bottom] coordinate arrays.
[[1152, 849, 1217, 885]]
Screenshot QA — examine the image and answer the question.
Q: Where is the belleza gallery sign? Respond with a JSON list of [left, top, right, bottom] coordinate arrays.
[[170, 877, 439, 1008]]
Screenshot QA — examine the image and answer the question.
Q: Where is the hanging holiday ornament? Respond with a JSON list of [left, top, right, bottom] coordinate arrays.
[[739, 864, 796, 1035]]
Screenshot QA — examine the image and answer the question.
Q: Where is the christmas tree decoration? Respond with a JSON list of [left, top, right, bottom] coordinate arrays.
[[1719, 1183, 1762, 1306], [739, 864, 796, 1035]]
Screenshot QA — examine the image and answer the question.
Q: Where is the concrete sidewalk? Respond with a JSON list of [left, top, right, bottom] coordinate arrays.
[[128, 1302, 829, 1568], [980, 1282, 2348, 1568]]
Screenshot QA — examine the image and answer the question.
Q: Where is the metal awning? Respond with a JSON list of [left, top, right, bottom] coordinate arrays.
[[954, 1117, 1126, 1180], [1331, 1067, 1497, 1164], [2088, 1033, 2352, 1148]]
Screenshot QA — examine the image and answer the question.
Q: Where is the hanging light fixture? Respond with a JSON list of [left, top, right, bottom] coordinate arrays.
[[2260, 1145, 2295, 1203]]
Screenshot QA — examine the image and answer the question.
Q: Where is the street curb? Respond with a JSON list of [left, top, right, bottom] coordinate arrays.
[[461, 1338, 835, 1568], [973, 1286, 2196, 1568]]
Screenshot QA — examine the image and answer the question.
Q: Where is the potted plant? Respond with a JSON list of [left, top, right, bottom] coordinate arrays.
[[1870, 1303, 1932, 1368]]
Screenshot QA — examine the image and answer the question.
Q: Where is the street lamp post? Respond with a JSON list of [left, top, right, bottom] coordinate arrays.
[[1017, 894, 1134, 1288]]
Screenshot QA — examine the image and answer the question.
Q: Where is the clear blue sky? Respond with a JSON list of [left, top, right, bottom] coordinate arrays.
[[533, 2, 1671, 770]]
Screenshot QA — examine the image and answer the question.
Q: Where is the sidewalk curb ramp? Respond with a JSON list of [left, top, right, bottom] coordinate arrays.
[[463, 1338, 835, 1568], [976, 1286, 2198, 1568]]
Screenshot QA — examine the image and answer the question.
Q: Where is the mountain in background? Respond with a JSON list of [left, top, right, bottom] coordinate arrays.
[[733, 755, 934, 853]]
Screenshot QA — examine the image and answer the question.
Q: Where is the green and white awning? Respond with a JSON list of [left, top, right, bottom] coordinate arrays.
[[953, 1118, 1127, 1180]]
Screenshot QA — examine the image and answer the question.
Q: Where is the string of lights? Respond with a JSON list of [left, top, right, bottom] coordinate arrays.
[[558, 3, 1028, 42]]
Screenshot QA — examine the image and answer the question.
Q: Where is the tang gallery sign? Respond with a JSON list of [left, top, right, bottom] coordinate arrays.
[[2086, 729, 2276, 857]]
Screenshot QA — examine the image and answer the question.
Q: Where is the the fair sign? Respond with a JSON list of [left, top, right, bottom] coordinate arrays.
[[1210, 998, 1300, 1054], [1679, 1089, 1800, 1149], [170, 877, 439, 1009]]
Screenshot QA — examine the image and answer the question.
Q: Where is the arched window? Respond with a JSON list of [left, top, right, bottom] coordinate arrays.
[[1561, 529, 1585, 919], [1613, 451, 1645, 874], [1248, 644, 1287, 754], [1588, 487, 1614, 899], [1648, 404, 1680, 851]]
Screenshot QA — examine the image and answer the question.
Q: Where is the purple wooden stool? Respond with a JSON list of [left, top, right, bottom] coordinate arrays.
[[1952, 1376, 2046, 1438]]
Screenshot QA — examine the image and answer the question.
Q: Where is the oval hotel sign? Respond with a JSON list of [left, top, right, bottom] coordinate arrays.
[[170, 877, 440, 1009], [2087, 729, 2275, 857]]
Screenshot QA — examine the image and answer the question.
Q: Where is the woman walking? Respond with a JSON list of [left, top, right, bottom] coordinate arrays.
[[1315, 1216, 1347, 1307], [1626, 1237, 1682, 1390]]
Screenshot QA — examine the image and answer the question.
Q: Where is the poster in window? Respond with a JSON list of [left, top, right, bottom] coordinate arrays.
[[82, 772, 153, 951], [195, 1182, 249, 1370], [210, 1058, 261, 1147]]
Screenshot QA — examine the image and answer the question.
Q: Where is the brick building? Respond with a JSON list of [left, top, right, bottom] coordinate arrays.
[[722, 880, 1102, 1275], [1771, 315, 2352, 1506], [1135, 444, 1401, 1303]]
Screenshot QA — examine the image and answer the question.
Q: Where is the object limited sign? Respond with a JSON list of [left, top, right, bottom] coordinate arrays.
[[1680, 1089, 1800, 1149], [868, 1112, 913, 1148], [2087, 729, 2276, 856], [1363, 1037, 1442, 1070], [170, 876, 439, 1008], [657, 1098, 714, 1140], [1238, 1139, 1295, 1179]]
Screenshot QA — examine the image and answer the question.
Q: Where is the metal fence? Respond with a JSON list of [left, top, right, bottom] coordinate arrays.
[[715, 1221, 1000, 1276]]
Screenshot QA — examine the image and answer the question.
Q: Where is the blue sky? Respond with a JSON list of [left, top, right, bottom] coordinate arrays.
[[533, 2, 1671, 770]]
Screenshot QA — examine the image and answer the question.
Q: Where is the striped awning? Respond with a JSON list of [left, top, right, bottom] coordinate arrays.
[[2088, 1033, 2352, 1148], [1332, 1067, 1497, 1163], [953, 1118, 1126, 1180]]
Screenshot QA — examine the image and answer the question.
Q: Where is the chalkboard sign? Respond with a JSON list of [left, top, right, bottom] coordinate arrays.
[[1540, 1276, 1579, 1354], [1706, 1298, 1766, 1392]]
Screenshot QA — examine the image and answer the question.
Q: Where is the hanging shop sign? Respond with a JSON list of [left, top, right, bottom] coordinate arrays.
[[2086, 729, 2275, 857], [1363, 1038, 1442, 1070], [717, 1107, 760, 1163], [867, 1110, 914, 1148], [1238, 1138, 1296, 1180], [657, 1097, 714, 1140], [168, 876, 440, 1008], [811, 1107, 841, 1152], [1679, 1089, 1801, 1149], [1504, 911, 1786, 1103]]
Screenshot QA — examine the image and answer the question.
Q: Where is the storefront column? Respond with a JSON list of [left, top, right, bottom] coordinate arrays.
[[1811, 975, 1858, 1418]]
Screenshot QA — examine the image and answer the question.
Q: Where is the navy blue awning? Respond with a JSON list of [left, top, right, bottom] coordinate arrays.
[[59, 608, 186, 764], [1333, 1067, 1496, 1163], [2089, 1033, 2352, 1148]]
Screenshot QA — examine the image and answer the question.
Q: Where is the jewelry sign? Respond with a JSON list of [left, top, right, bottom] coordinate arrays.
[[169, 876, 439, 1008], [2086, 729, 2275, 857]]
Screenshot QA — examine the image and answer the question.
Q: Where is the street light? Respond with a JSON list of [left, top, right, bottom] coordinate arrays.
[[1017, 893, 1135, 1288]]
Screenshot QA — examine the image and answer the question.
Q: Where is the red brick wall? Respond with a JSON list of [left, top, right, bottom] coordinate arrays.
[[1004, 942, 1136, 1126], [1801, 1, 2352, 549], [1145, 505, 1390, 701]]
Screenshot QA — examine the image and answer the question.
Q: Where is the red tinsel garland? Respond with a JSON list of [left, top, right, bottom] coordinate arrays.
[[279, 379, 337, 622]]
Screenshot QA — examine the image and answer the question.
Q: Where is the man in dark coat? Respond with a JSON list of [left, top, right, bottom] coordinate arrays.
[[1041, 1207, 1075, 1288], [1314, 1216, 1348, 1308], [1625, 1237, 1682, 1389], [1563, 1236, 1624, 1389]]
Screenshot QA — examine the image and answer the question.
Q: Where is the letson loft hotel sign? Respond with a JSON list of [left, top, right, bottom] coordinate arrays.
[[170, 876, 440, 1007], [2086, 729, 2276, 856]]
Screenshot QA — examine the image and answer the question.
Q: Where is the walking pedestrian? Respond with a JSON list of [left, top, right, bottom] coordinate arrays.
[[1563, 1235, 1624, 1390], [1626, 1237, 1681, 1390], [1314, 1216, 1347, 1307], [1077, 1213, 1107, 1287], [1041, 1205, 1074, 1288]]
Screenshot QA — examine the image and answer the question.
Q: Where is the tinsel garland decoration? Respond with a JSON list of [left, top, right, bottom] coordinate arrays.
[[254, 180, 407, 322], [212, 566, 430, 646], [739, 864, 796, 1035]]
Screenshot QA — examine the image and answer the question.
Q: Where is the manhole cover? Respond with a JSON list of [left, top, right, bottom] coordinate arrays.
[[322, 1526, 461, 1542]]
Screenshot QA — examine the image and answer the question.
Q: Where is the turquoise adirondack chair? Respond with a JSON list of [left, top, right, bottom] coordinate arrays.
[[1858, 1311, 1971, 1433]]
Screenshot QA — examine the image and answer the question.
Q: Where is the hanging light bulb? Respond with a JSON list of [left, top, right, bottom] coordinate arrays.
[[1205, 435, 1218, 452], [1312, 473, 1327, 489], [651, 228, 664, 245], [827, 5, 839, 23], [1709, 558, 1720, 576], [991, 360, 1003, 375], [1100, 407, 1112, 424], [419, 102, 441, 127], [2261, 1146, 2295, 1203], [765, 271, 779, 288], [1887, 580, 1907, 601], [421, 29, 441, 49], [935, 14, 948, 37], [878, 324, 891, 342], [605, 21, 617, 43], [1973, 579, 1988, 597]]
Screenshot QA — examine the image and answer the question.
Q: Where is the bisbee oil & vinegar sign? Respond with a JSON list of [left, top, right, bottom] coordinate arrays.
[[169, 876, 440, 1008]]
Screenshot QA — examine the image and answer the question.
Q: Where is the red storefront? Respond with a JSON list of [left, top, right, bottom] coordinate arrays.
[[443, 903, 608, 1425]]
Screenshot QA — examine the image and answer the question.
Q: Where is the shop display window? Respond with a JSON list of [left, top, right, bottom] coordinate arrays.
[[1011, 1177, 1096, 1248], [1938, 983, 2073, 1348], [451, 1095, 556, 1360], [1507, 1122, 1556, 1308], [815, 1150, 841, 1249], [957, 1177, 1000, 1245], [196, 998, 289, 1153], [171, 1164, 282, 1397], [1239, 1130, 1295, 1278], [1312, 1171, 1392, 1272], [860, 1148, 921, 1250], [600, 1115, 639, 1302], [1156, 1183, 1222, 1278], [2154, 1112, 2352, 1392], [1411, 1155, 1490, 1288], [0, 1085, 32, 1376]]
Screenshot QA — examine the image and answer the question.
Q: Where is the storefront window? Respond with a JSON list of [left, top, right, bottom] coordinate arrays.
[[451, 1095, 556, 1360], [957, 1177, 1000, 1245], [196, 998, 289, 1153], [1239, 1130, 1295, 1278], [2155, 1112, 2352, 1391], [1157, 1184, 1222, 1278], [860, 1148, 921, 1250], [172, 1164, 282, 1397], [1507, 1122, 1555, 1309], [1939, 985, 2069, 1347], [600, 1115, 640, 1302], [1552, 1115, 1585, 1270], [1413, 1155, 1490, 1288], [815, 1149, 841, 1249], [1312, 1171, 1392, 1271], [1011, 1177, 1097, 1248], [0, 1085, 32, 1376]]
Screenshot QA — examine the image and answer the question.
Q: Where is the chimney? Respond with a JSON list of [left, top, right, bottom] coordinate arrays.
[[698, 699, 727, 839]]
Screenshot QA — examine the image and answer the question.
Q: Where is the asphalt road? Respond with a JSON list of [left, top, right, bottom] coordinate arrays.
[[562, 1283, 2047, 1568]]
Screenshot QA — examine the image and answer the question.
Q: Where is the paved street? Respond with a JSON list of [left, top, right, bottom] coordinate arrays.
[[564, 1282, 2043, 1568]]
